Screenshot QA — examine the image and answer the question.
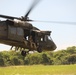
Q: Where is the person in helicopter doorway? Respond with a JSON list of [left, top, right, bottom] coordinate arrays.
[[28, 31, 37, 49]]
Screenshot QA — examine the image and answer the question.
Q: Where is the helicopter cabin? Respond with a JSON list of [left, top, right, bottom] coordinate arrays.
[[0, 20, 33, 42], [0, 20, 23, 42]]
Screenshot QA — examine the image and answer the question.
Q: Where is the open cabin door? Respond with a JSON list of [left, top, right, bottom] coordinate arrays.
[[8, 25, 24, 42]]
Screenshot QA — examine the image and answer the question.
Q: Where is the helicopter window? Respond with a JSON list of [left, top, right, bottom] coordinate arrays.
[[8, 26, 24, 36], [41, 38, 43, 41], [47, 36, 52, 40], [26, 36, 28, 40], [43, 36, 46, 41], [42, 35, 52, 41], [17, 28, 24, 36], [40, 36, 47, 42], [9, 26, 16, 34]]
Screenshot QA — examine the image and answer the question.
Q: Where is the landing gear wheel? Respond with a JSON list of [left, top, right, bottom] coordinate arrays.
[[21, 50, 26, 57], [37, 46, 42, 53]]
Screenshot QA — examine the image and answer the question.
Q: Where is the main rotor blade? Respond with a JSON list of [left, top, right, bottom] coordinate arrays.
[[30, 20, 76, 25], [24, 0, 40, 18], [0, 14, 21, 20]]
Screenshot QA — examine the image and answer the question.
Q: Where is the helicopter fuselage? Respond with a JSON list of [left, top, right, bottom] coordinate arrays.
[[0, 20, 57, 52]]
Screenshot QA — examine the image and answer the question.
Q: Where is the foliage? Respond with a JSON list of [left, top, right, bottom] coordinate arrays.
[[0, 46, 76, 66], [0, 58, 5, 66], [67, 54, 76, 64]]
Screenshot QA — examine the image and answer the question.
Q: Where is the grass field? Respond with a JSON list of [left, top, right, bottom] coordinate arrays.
[[0, 65, 76, 75]]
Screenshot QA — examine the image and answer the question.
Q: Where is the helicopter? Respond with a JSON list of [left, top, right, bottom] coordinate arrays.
[[0, 0, 57, 56]]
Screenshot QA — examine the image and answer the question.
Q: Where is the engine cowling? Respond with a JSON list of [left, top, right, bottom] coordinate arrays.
[[6, 19, 33, 29]]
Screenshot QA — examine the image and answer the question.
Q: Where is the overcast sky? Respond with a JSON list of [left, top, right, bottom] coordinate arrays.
[[0, 0, 76, 51]]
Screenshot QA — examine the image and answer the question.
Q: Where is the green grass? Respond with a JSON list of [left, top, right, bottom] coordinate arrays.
[[0, 65, 76, 75]]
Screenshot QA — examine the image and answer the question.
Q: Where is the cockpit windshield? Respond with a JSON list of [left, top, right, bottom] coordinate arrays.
[[42, 35, 52, 42], [47, 35, 52, 40]]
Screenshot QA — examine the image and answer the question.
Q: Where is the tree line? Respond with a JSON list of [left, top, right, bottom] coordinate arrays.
[[0, 46, 76, 66]]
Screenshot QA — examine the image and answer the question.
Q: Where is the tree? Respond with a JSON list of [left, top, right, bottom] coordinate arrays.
[[0, 58, 5, 66], [67, 54, 76, 64], [10, 56, 22, 65], [66, 46, 76, 54], [41, 53, 51, 65]]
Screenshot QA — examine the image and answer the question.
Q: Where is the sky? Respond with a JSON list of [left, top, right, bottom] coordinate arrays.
[[0, 0, 76, 51]]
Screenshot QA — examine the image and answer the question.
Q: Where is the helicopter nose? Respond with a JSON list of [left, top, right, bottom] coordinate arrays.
[[51, 42, 57, 50], [52, 44, 57, 50], [47, 40, 57, 50]]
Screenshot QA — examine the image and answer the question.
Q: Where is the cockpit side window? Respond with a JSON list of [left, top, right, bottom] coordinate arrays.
[[44, 35, 48, 41], [41, 38, 43, 41], [40, 36, 48, 42], [41, 35, 52, 42]]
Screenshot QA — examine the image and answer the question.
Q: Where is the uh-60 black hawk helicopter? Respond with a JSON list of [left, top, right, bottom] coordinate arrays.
[[0, 0, 57, 56]]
